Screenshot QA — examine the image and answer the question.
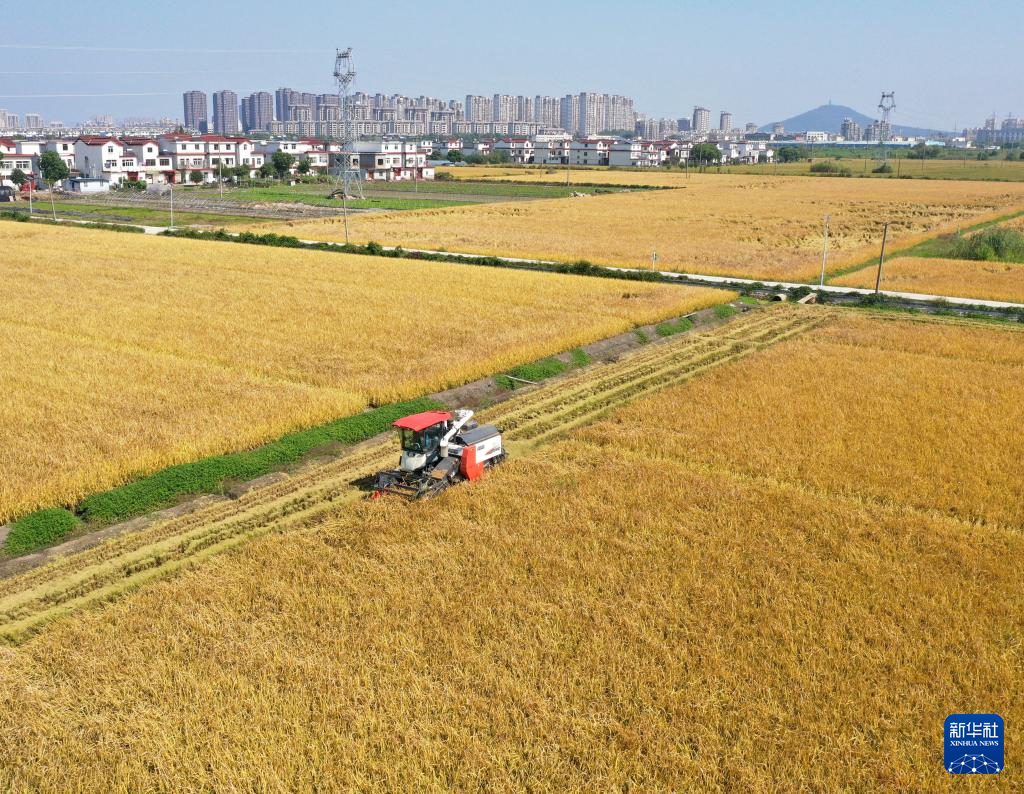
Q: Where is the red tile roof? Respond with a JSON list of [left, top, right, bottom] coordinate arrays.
[[76, 135, 121, 146]]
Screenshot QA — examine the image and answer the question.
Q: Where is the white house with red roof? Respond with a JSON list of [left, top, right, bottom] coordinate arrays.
[[609, 140, 666, 168], [121, 137, 175, 184], [256, 139, 333, 174], [73, 136, 140, 183], [231, 138, 265, 176], [259, 139, 316, 158], [354, 140, 432, 181], [0, 137, 37, 187], [42, 139, 76, 171], [199, 134, 237, 171], [569, 138, 616, 166], [493, 138, 534, 164], [156, 133, 209, 182], [533, 137, 572, 165]]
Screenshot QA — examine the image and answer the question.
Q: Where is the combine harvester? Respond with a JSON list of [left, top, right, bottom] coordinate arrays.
[[373, 409, 505, 499]]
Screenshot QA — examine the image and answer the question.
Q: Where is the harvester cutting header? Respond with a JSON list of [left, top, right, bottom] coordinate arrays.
[[373, 409, 505, 499]]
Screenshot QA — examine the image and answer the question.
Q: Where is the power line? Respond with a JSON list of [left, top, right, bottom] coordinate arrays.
[[0, 92, 181, 99], [0, 69, 255, 75], [0, 44, 328, 54]]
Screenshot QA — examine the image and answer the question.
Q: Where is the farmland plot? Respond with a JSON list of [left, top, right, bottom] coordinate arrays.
[[438, 161, 1024, 185], [262, 175, 1024, 280], [0, 222, 729, 522], [0, 306, 820, 641], [832, 255, 1024, 303], [0, 310, 1019, 791]]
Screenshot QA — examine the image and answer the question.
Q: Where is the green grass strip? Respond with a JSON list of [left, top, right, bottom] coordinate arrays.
[[70, 397, 442, 526], [655, 316, 695, 337], [4, 509, 81, 556], [713, 304, 738, 319], [495, 348, 591, 390], [0, 212, 145, 233], [569, 348, 593, 367]]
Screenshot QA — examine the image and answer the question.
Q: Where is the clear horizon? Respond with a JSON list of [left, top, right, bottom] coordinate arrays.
[[2, 0, 1020, 131]]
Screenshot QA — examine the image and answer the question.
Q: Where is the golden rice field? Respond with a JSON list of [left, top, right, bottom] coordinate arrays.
[[831, 255, 1024, 303], [0, 222, 729, 523], [264, 175, 1024, 280], [729, 157, 1024, 182], [0, 312, 1020, 790], [440, 158, 1024, 185]]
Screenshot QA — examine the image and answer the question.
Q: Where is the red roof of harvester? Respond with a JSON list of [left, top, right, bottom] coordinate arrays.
[[393, 410, 452, 431]]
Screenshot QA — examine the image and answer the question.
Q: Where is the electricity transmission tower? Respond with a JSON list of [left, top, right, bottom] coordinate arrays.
[[877, 92, 896, 157], [329, 47, 364, 201]]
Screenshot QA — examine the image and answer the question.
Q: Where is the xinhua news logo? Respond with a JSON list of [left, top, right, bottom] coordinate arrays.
[[945, 714, 1004, 774]]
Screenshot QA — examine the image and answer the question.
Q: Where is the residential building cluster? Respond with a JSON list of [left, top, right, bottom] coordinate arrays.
[[454, 135, 775, 167], [973, 113, 1024, 145], [834, 115, 891, 142], [0, 133, 434, 190], [176, 89, 638, 139]]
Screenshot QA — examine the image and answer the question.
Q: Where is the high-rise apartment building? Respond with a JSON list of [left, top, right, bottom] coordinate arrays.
[[183, 90, 208, 133], [23, 113, 43, 130], [534, 95, 560, 127], [275, 88, 298, 123], [212, 90, 240, 135], [719, 111, 733, 131], [316, 94, 341, 122], [492, 94, 515, 122], [605, 95, 635, 132], [578, 92, 607, 136], [864, 119, 891, 143], [241, 91, 274, 132], [465, 95, 493, 122], [560, 94, 579, 136], [514, 95, 533, 123], [692, 106, 711, 134], [840, 117, 862, 141]]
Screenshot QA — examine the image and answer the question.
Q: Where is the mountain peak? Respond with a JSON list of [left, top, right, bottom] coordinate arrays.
[[760, 103, 946, 137]]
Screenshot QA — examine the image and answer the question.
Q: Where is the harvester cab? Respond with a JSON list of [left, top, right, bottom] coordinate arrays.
[[373, 409, 505, 499]]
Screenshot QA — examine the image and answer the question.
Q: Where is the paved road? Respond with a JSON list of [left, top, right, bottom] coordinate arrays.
[[298, 239, 1024, 311]]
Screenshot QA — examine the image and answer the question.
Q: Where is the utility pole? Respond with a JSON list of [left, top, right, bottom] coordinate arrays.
[[28, 178, 33, 216], [169, 181, 174, 230], [818, 214, 831, 286], [342, 182, 350, 245], [874, 222, 889, 295], [50, 178, 57, 221]]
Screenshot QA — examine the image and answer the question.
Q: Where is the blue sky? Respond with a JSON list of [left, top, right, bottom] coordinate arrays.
[[1, 0, 1020, 130]]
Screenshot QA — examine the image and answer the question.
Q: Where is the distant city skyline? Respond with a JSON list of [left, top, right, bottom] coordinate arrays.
[[2, 0, 1022, 131]]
